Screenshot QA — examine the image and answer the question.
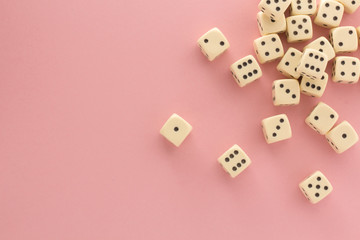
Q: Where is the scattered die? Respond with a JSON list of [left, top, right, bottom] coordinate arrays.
[[261, 114, 292, 144], [326, 121, 359, 153], [257, 12, 286, 36], [290, 0, 317, 16], [305, 102, 339, 135], [297, 49, 328, 80], [300, 73, 328, 98], [332, 56, 360, 84], [335, 0, 360, 13], [160, 114, 192, 147], [314, 0, 344, 28], [253, 34, 284, 64], [230, 55, 263, 87], [330, 26, 358, 53], [277, 47, 303, 79], [299, 171, 333, 204], [286, 15, 313, 43], [258, 0, 292, 20], [197, 28, 230, 61], [218, 144, 252, 178], [272, 79, 300, 106], [303, 36, 335, 61]]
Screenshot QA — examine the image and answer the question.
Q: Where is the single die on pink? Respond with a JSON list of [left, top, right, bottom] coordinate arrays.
[[330, 26, 358, 53], [305, 102, 339, 135], [254, 34, 284, 64], [290, 0, 317, 15], [314, 0, 344, 28], [197, 28, 230, 61], [218, 144, 252, 178], [277, 47, 303, 79], [285, 15, 313, 43], [326, 121, 359, 153], [300, 73, 328, 98], [272, 79, 300, 106], [296, 49, 328, 80], [230, 55, 263, 87], [299, 171, 333, 204], [261, 114, 292, 144], [335, 0, 360, 13], [303, 36, 335, 61], [258, 0, 292, 20], [332, 56, 360, 84], [257, 12, 286, 36], [160, 114, 192, 147]]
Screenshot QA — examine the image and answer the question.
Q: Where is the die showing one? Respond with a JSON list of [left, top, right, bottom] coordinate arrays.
[[335, 0, 360, 13], [303, 36, 335, 61], [297, 49, 328, 80], [330, 26, 358, 53], [277, 47, 303, 79], [299, 171, 333, 204], [332, 56, 360, 84], [197, 28, 230, 61], [314, 0, 344, 28], [253, 34, 284, 64], [305, 102, 339, 135], [160, 114, 192, 147], [326, 121, 359, 153], [218, 144, 251, 178], [261, 114, 292, 144], [272, 79, 300, 106], [286, 15, 313, 43], [230, 55, 263, 87], [258, 0, 292, 20], [290, 0, 317, 16], [300, 73, 328, 98], [257, 12, 286, 36]]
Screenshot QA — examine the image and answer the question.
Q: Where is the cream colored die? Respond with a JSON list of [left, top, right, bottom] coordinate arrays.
[[218, 144, 251, 178], [290, 0, 317, 15], [256, 12, 286, 36], [332, 56, 360, 84], [160, 114, 192, 147], [299, 171, 333, 204], [335, 0, 360, 13], [272, 79, 300, 106], [303, 37, 335, 61], [305, 102, 339, 135], [261, 114, 292, 144], [296, 49, 328, 81], [258, 0, 292, 20], [314, 0, 344, 28], [286, 15, 313, 43], [230, 55, 262, 87], [253, 34, 284, 64], [277, 47, 303, 79], [326, 121, 359, 153], [330, 26, 358, 53], [197, 28, 230, 61], [300, 73, 328, 98]]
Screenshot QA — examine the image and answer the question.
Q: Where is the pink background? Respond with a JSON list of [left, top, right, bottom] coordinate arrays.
[[0, 0, 360, 239]]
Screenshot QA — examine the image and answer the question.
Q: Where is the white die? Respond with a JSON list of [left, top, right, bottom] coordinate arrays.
[[218, 144, 252, 178], [272, 79, 300, 106], [330, 26, 358, 53], [286, 15, 313, 43], [297, 49, 328, 80], [277, 47, 303, 79], [258, 0, 292, 20], [326, 121, 359, 153], [160, 114, 192, 147], [299, 171, 333, 204], [305, 102, 339, 135], [314, 0, 344, 28], [257, 12, 286, 36], [261, 114, 292, 144], [290, 0, 317, 15], [230, 55, 263, 87], [335, 0, 360, 13], [197, 28, 230, 61], [303, 36, 335, 61], [253, 34, 284, 64], [300, 73, 328, 98], [332, 56, 360, 84]]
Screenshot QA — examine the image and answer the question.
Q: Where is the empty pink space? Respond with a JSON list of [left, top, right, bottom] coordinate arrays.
[[0, 0, 360, 239]]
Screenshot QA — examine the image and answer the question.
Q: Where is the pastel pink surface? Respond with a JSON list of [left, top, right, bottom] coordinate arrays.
[[0, 0, 360, 239]]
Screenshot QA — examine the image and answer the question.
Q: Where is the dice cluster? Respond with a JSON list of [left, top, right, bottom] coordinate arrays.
[[160, 0, 360, 204]]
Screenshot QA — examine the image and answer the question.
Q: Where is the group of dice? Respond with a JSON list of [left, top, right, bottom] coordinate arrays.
[[160, 0, 360, 204]]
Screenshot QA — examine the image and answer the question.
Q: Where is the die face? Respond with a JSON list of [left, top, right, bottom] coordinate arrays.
[[299, 171, 333, 204], [290, 0, 317, 15], [330, 26, 358, 53], [277, 47, 303, 79], [257, 12, 286, 36], [305, 102, 338, 135], [197, 28, 230, 61], [286, 15, 313, 42], [326, 121, 359, 153], [272, 79, 300, 106], [160, 114, 192, 147], [258, 0, 292, 20], [300, 73, 328, 97], [230, 55, 263, 87], [303, 37, 335, 61], [261, 114, 292, 144], [335, 0, 360, 13], [218, 145, 251, 178], [332, 57, 360, 84], [253, 34, 284, 64], [314, 0, 344, 28], [297, 49, 328, 80]]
